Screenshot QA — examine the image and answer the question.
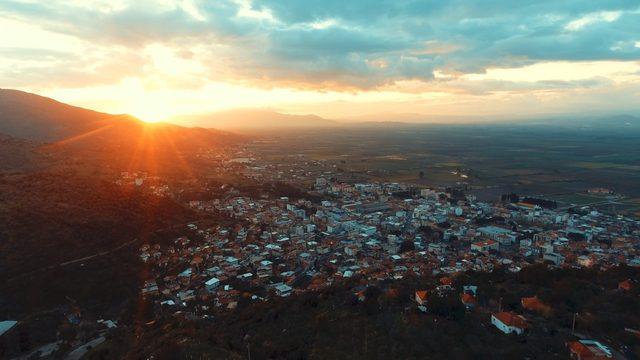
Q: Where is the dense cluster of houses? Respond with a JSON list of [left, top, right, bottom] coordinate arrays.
[[133, 150, 639, 357]]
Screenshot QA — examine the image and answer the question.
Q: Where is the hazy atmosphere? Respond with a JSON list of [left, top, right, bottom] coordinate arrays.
[[1, 0, 640, 122]]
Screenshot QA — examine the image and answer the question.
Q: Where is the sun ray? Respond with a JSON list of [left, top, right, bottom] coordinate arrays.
[[156, 126, 198, 180], [47, 123, 116, 147]]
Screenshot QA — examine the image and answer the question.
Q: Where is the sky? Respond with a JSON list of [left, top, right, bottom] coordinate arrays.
[[0, 0, 639, 122]]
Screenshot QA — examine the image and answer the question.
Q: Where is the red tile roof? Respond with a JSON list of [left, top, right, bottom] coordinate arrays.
[[618, 279, 633, 291], [461, 293, 477, 305], [415, 290, 428, 302], [493, 312, 529, 329], [567, 340, 611, 359], [568, 341, 591, 358], [473, 239, 497, 247], [521, 296, 551, 313]]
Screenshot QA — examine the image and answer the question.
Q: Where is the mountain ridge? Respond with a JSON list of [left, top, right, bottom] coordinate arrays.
[[0, 88, 129, 142], [0, 89, 242, 175], [170, 108, 339, 129]]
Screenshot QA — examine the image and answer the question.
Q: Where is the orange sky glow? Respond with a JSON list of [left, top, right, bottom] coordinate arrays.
[[1, 1, 639, 123]]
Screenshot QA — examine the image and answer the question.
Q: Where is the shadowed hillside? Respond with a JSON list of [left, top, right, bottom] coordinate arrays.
[[0, 89, 243, 176], [84, 265, 640, 360], [0, 89, 121, 142], [0, 133, 45, 171]]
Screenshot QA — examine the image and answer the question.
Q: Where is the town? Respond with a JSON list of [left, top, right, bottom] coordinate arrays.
[[129, 146, 640, 359]]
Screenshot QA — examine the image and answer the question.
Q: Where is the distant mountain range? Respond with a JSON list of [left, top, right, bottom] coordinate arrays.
[[517, 114, 640, 130], [1, 88, 638, 143], [170, 109, 339, 129], [170, 108, 640, 131], [169, 110, 482, 129]]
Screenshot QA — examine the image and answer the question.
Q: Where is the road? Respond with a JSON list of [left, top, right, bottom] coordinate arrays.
[[5, 237, 140, 283], [556, 200, 623, 211], [6, 219, 205, 283]]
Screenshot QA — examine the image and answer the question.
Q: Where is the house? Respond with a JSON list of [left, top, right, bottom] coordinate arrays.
[[0, 320, 17, 337], [543, 252, 565, 266], [521, 296, 551, 315], [618, 279, 633, 291], [275, 283, 293, 297], [177, 290, 195, 301], [415, 290, 428, 306], [141, 280, 159, 296], [178, 268, 193, 278], [463, 285, 478, 296], [460, 293, 477, 309], [428, 243, 445, 255], [205, 277, 220, 292], [97, 319, 117, 330], [495, 233, 517, 246], [491, 312, 529, 335], [477, 226, 516, 243], [471, 240, 499, 252], [439, 277, 453, 286], [567, 340, 612, 359], [577, 255, 594, 267]]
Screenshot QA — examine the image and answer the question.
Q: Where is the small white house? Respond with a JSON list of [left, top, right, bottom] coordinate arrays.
[[237, 272, 253, 280], [491, 312, 528, 335], [275, 283, 293, 297], [178, 268, 192, 277], [577, 255, 594, 267], [0, 321, 17, 337], [205, 277, 220, 292], [543, 252, 565, 266], [414, 290, 428, 306], [471, 240, 499, 252]]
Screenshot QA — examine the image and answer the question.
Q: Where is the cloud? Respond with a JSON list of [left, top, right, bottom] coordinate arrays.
[[565, 11, 622, 31], [0, 48, 149, 88], [0, 0, 639, 91]]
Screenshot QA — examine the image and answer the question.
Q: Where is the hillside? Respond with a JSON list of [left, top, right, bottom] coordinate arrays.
[[0, 89, 122, 142], [0, 133, 45, 171], [41, 118, 241, 177], [0, 89, 242, 175], [0, 172, 198, 308], [85, 265, 640, 359], [0, 91, 248, 352], [170, 109, 338, 130]]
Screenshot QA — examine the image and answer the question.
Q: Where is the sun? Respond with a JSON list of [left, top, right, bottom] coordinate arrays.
[[137, 116, 163, 123], [128, 101, 171, 123]]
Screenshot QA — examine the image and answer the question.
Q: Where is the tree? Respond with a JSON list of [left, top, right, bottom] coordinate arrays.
[[399, 240, 415, 253]]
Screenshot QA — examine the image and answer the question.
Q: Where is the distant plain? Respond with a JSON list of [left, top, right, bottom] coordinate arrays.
[[250, 121, 640, 215]]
